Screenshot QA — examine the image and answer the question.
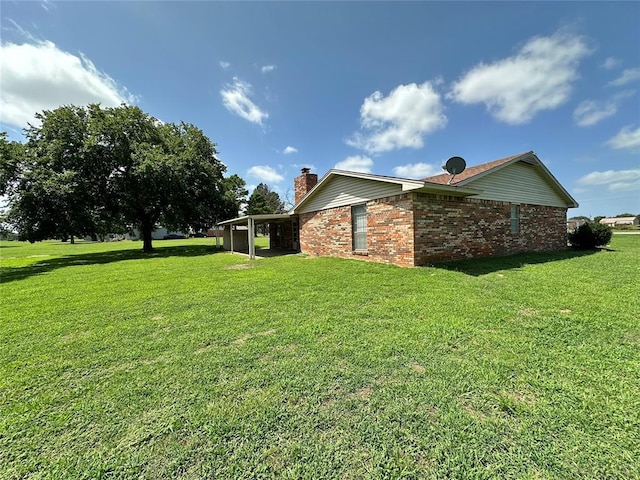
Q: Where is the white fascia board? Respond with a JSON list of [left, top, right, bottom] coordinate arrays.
[[217, 213, 294, 226]]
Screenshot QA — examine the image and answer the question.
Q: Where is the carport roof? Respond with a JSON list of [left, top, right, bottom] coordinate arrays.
[[216, 213, 294, 226]]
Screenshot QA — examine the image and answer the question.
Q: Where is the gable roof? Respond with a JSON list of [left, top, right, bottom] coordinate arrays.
[[423, 152, 528, 185], [424, 151, 578, 208]]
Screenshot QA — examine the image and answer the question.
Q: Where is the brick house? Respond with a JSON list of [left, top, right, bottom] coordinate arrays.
[[219, 151, 578, 266]]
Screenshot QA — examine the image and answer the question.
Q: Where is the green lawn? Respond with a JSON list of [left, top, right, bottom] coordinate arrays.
[[1, 236, 638, 479]]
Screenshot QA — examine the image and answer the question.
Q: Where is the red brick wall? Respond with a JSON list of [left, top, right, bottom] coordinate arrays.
[[299, 192, 568, 267], [298, 194, 415, 266], [299, 206, 353, 258], [367, 194, 415, 266], [413, 193, 568, 265]]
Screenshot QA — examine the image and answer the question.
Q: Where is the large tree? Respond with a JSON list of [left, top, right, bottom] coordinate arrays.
[[5, 104, 239, 252], [245, 183, 285, 235], [245, 183, 285, 215], [221, 174, 248, 217], [8, 106, 102, 243]]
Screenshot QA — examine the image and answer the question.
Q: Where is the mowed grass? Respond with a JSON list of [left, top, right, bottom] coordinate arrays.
[[1, 236, 639, 479]]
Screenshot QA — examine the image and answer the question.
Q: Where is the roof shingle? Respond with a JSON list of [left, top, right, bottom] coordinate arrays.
[[424, 152, 531, 185]]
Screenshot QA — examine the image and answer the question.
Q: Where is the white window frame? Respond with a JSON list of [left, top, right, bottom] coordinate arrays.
[[352, 204, 367, 251], [510, 204, 520, 234]]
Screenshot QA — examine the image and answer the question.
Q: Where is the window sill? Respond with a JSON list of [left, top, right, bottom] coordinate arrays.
[[353, 250, 368, 256]]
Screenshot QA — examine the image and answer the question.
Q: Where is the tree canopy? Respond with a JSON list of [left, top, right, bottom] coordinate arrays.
[[0, 132, 25, 197], [245, 183, 285, 235], [4, 104, 242, 251], [245, 183, 285, 216]]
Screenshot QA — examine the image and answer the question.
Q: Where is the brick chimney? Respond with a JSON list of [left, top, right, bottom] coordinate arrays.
[[294, 167, 318, 204]]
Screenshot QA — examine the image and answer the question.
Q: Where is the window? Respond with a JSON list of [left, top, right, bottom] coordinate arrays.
[[352, 204, 367, 251], [510, 204, 520, 234]]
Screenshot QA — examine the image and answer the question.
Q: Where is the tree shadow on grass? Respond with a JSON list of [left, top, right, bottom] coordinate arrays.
[[1, 244, 223, 283], [430, 248, 602, 276]]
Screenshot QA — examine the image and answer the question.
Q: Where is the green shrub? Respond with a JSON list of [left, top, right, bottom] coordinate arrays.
[[568, 221, 613, 249]]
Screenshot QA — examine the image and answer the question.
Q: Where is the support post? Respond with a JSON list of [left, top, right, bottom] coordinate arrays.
[[230, 225, 234, 254], [248, 218, 255, 259]]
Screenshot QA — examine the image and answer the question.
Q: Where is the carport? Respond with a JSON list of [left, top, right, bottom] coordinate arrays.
[[216, 214, 298, 259]]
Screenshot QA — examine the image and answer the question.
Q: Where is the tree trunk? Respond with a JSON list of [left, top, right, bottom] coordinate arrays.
[[142, 226, 153, 253], [70, 235, 75, 244]]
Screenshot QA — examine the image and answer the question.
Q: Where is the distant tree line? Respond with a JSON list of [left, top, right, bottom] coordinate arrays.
[[0, 104, 283, 251]]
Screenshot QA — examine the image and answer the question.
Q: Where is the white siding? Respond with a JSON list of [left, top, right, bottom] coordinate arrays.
[[465, 162, 568, 207], [298, 176, 403, 214]]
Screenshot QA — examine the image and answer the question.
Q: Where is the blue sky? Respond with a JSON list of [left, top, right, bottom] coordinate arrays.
[[1, 1, 639, 217]]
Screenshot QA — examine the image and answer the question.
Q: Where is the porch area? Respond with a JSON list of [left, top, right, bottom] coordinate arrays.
[[216, 214, 300, 259]]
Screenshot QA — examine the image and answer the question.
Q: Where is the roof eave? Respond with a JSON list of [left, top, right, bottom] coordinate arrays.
[[291, 169, 425, 213]]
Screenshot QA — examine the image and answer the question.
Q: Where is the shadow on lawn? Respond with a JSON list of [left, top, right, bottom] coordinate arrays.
[[1, 245, 222, 283], [431, 248, 601, 276]]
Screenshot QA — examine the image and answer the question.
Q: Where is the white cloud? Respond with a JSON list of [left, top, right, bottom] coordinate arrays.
[[0, 40, 136, 128], [449, 32, 590, 124], [347, 82, 446, 154], [608, 68, 640, 87], [261, 65, 276, 74], [219, 60, 231, 69], [573, 100, 617, 127], [606, 125, 640, 151], [577, 168, 640, 193], [220, 78, 268, 125], [393, 162, 438, 179], [602, 57, 621, 70], [283, 146, 298, 154], [573, 90, 634, 127], [247, 165, 284, 183], [335, 155, 373, 173]]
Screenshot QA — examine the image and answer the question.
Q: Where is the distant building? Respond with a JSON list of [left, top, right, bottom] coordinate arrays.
[[567, 219, 588, 231], [129, 227, 187, 240], [599, 216, 640, 227]]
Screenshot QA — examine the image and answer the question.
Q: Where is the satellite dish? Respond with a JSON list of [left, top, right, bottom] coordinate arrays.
[[443, 156, 466, 175]]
